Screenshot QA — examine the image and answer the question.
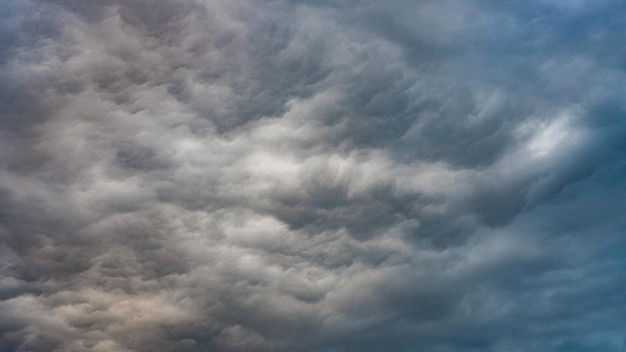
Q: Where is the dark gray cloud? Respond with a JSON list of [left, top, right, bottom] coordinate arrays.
[[1, 0, 625, 351]]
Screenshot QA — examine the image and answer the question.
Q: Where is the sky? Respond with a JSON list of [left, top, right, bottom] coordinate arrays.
[[0, 0, 625, 351]]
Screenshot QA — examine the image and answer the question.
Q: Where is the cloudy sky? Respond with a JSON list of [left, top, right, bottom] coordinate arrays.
[[1, 0, 625, 351]]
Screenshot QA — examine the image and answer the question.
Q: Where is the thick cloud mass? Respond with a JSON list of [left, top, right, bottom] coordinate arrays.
[[1, 1, 625, 351]]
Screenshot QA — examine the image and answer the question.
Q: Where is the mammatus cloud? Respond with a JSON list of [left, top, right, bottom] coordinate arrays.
[[1, 0, 625, 351]]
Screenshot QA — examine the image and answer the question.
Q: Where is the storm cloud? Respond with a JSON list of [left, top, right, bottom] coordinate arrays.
[[1, 0, 625, 351]]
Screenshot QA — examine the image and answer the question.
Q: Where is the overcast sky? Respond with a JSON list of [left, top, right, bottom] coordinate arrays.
[[1, 1, 625, 351]]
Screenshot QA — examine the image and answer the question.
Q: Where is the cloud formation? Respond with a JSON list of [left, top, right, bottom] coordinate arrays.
[[1, 0, 625, 351]]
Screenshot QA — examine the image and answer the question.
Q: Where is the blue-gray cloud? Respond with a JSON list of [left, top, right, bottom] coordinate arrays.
[[1, 1, 625, 351]]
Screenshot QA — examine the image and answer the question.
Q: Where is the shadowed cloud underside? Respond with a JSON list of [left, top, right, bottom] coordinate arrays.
[[1, 1, 625, 351]]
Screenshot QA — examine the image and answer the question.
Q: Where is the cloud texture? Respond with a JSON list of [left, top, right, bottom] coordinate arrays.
[[1, 0, 626, 351]]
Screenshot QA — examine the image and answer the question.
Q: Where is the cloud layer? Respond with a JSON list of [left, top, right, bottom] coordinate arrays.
[[1, 1, 625, 351]]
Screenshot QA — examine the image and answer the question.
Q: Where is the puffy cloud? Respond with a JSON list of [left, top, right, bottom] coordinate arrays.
[[1, 0, 625, 351]]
